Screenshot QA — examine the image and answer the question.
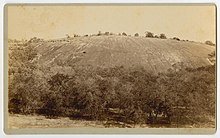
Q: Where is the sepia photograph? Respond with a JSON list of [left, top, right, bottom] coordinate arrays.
[[4, 4, 216, 134]]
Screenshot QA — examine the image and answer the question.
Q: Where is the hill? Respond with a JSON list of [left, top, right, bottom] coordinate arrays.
[[8, 35, 216, 127], [31, 36, 215, 74]]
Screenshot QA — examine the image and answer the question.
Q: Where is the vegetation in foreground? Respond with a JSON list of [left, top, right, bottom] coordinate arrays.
[[8, 39, 215, 127]]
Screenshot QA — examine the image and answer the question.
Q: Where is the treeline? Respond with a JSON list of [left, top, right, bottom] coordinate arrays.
[[9, 32, 215, 46], [8, 42, 215, 126]]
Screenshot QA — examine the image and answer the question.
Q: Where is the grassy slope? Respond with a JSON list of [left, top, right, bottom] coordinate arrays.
[[8, 114, 215, 128], [34, 36, 215, 74]]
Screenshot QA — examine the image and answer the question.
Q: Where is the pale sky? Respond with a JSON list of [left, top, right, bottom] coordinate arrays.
[[6, 5, 216, 42]]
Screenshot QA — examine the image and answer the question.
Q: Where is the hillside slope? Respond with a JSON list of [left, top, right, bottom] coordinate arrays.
[[32, 36, 215, 74]]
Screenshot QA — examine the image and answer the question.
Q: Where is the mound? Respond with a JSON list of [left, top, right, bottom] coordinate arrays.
[[32, 36, 215, 74]]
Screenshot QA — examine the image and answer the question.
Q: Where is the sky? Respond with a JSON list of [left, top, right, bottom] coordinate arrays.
[[6, 4, 216, 43]]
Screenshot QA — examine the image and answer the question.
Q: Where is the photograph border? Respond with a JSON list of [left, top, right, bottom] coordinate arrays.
[[3, 3, 218, 135]]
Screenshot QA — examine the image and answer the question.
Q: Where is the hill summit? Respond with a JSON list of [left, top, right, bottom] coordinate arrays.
[[29, 36, 215, 74]]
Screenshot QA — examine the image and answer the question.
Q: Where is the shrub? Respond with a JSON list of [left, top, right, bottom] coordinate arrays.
[[28, 37, 43, 43], [39, 92, 62, 118], [145, 32, 154, 38], [73, 34, 79, 37], [104, 32, 110, 35], [208, 51, 215, 58], [66, 34, 70, 39], [205, 40, 215, 46], [173, 37, 180, 41], [154, 35, 159, 38], [9, 89, 27, 114], [134, 33, 139, 37], [159, 34, 167, 39], [122, 32, 127, 36], [98, 31, 102, 36]]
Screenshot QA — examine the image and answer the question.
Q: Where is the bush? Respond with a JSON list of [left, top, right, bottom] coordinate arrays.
[[9, 90, 27, 114], [28, 37, 43, 43], [145, 32, 154, 38], [173, 37, 180, 41], [205, 40, 215, 46], [39, 92, 62, 118], [122, 32, 127, 36], [97, 31, 102, 36], [134, 33, 139, 37], [159, 34, 167, 39], [154, 35, 159, 38], [66, 34, 70, 39], [104, 32, 110, 35], [73, 34, 79, 37]]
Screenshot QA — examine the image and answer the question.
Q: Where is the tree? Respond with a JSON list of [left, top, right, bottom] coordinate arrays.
[[154, 35, 159, 38], [122, 32, 127, 36], [8, 40, 40, 114], [159, 33, 167, 39], [145, 31, 154, 38], [173, 37, 180, 41], [66, 34, 70, 39], [73, 34, 79, 37], [28, 37, 43, 43], [98, 31, 102, 36], [134, 33, 139, 37], [104, 32, 110, 35]]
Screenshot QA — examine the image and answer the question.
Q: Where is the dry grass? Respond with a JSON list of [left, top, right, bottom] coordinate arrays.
[[8, 114, 105, 128], [8, 114, 215, 128]]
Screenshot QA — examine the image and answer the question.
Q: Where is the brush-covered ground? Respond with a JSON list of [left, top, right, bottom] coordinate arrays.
[[8, 35, 216, 128]]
